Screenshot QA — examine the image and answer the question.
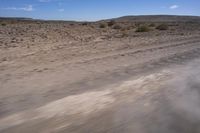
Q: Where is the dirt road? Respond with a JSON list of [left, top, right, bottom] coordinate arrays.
[[1, 32, 200, 133], [1, 18, 200, 133]]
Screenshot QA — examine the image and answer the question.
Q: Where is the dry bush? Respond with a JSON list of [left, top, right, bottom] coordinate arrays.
[[107, 20, 115, 27], [81, 22, 88, 26], [120, 25, 132, 31], [1, 23, 6, 26], [156, 24, 169, 30], [113, 24, 122, 30], [149, 23, 155, 27], [99, 23, 106, 28], [136, 25, 150, 32]]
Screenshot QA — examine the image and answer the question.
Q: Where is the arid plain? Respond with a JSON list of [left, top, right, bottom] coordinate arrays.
[[1, 15, 200, 133]]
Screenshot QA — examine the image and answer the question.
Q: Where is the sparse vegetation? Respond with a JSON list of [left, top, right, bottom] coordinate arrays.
[[113, 24, 122, 29], [136, 25, 150, 32], [1, 15, 200, 133], [82, 22, 88, 26], [156, 24, 168, 30], [149, 23, 155, 27], [1, 23, 6, 26], [99, 23, 106, 28], [107, 20, 115, 27]]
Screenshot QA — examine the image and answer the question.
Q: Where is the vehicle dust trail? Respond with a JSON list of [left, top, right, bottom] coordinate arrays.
[[61, 59, 200, 133], [0, 70, 171, 132], [1, 60, 200, 133], [128, 59, 200, 133], [90, 59, 200, 133], [162, 59, 200, 131], [0, 90, 115, 131]]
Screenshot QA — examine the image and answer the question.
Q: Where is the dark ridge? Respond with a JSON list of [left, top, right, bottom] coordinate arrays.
[[0, 17, 34, 20], [112, 15, 200, 22]]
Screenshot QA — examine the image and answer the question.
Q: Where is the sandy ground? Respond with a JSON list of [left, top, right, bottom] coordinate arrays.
[[1, 19, 200, 132]]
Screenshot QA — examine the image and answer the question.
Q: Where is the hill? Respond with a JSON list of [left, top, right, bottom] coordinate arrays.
[[111, 15, 200, 22]]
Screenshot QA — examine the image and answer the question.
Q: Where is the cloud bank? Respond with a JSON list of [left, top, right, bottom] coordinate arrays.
[[3, 5, 34, 12]]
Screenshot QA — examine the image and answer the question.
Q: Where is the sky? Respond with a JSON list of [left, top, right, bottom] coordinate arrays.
[[0, 0, 199, 21]]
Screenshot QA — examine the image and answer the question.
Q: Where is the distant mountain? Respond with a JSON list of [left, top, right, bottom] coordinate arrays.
[[111, 15, 200, 22], [1, 15, 200, 22], [0, 17, 33, 20]]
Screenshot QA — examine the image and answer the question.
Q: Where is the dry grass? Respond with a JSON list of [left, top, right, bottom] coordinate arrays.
[[1, 23, 6, 26], [156, 24, 169, 30], [113, 24, 122, 29], [136, 25, 150, 32], [107, 20, 115, 27], [99, 23, 107, 28]]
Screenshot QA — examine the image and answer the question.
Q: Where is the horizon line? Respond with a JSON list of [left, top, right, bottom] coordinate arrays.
[[1, 14, 200, 22]]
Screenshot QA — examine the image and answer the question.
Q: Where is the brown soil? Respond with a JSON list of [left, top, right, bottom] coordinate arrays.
[[1, 17, 200, 133]]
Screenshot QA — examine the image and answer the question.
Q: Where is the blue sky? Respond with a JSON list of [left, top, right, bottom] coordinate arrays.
[[0, 0, 199, 21]]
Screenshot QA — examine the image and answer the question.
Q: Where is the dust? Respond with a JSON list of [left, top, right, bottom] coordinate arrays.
[[1, 60, 200, 132], [155, 59, 200, 133], [38, 90, 114, 117], [0, 70, 170, 131], [115, 70, 170, 93], [167, 59, 200, 122], [0, 90, 115, 131]]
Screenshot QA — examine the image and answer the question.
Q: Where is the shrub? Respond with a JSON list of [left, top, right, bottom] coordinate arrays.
[[99, 23, 106, 28], [82, 22, 88, 26], [156, 24, 168, 30], [149, 23, 155, 27], [136, 25, 150, 32], [113, 24, 122, 29], [36, 21, 41, 24], [107, 20, 115, 27], [1, 23, 6, 26]]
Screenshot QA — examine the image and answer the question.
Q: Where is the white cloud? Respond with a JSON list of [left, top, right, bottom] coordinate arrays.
[[58, 8, 64, 12], [170, 5, 179, 9], [4, 5, 34, 11], [21, 5, 34, 11]]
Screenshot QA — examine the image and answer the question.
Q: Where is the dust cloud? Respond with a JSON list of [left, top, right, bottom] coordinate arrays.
[[161, 59, 200, 133]]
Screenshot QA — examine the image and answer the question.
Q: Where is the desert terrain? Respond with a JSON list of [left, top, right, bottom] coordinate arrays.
[[1, 15, 200, 133]]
